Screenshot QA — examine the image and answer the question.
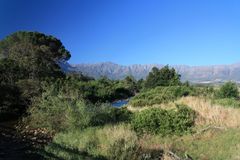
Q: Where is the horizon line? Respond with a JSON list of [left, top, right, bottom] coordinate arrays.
[[69, 61, 240, 67]]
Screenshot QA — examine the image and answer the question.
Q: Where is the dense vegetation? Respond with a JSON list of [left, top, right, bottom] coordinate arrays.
[[131, 105, 196, 135], [0, 31, 137, 120], [26, 81, 132, 132], [0, 32, 70, 120], [129, 86, 194, 107], [1, 31, 240, 160]]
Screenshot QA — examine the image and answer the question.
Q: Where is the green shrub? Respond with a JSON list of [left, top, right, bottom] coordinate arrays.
[[130, 86, 194, 107], [26, 84, 132, 132], [172, 105, 196, 134], [131, 105, 195, 135], [216, 82, 239, 99]]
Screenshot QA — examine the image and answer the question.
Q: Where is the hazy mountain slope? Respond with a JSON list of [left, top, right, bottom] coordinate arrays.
[[63, 62, 240, 83]]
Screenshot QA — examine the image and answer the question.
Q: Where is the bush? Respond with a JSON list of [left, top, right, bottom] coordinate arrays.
[[129, 86, 194, 107], [26, 84, 132, 132], [131, 105, 195, 135], [216, 82, 239, 99]]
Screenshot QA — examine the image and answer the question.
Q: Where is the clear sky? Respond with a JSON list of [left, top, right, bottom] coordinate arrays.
[[1, 0, 240, 66]]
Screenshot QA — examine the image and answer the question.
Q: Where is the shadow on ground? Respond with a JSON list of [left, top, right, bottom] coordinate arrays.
[[0, 121, 107, 160], [42, 142, 107, 160], [0, 121, 44, 160]]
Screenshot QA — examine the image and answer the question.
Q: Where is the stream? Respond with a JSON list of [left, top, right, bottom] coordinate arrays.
[[112, 99, 129, 108]]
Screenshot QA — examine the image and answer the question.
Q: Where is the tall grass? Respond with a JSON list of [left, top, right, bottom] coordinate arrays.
[[177, 96, 240, 128], [44, 124, 139, 159], [172, 128, 240, 160]]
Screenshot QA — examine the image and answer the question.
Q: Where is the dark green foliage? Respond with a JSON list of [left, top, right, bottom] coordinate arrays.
[[0, 59, 26, 119], [0, 31, 71, 120], [123, 75, 138, 93], [136, 78, 145, 91], [131, 105, 195, 135], [0, 31, 136, 121], [130, 86, 194, 107], [215, 82, 239, 99], [0, 59, 25, 84], [0, 31, 70, 60], [0, 31, 70, 80], [0, 85, 25, 121], [75, 76, 134, 103], [144, 65, 181, 89]]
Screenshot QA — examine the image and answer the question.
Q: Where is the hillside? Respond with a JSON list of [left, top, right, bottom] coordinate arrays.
[[63, 62, 240, 83]]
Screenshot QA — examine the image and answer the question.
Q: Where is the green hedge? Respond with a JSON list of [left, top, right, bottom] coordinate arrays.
[[131, 105, 196, 136]]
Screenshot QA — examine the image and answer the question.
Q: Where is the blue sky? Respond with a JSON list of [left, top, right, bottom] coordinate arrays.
[[1, 0, 240, 66]]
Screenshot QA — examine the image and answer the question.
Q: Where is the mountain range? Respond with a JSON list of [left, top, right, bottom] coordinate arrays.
[[60, 62, 240, 83]]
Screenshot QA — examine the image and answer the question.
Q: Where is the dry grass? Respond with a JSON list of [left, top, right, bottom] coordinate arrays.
[[97, 124, 138, 146], [128, 96, 240, 128], [177, 96, 240, 128]]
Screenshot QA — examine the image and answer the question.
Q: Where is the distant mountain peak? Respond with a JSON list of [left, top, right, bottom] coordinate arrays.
[[60, 62, 240, 83]]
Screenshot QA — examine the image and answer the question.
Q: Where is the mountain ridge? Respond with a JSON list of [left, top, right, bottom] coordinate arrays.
[[61, 62, 240, 83]]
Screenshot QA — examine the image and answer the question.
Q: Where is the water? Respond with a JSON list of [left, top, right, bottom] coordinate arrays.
[[112, 99, 129, 108]]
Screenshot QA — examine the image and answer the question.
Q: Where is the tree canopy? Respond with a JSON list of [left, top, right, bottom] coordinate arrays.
[[144, 65, 181, 89], [0, 31, 70, 79]]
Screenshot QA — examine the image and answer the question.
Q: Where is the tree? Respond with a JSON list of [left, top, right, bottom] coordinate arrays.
[[136, 78, 144, 90], [216, 82, 239, 99], [0, 31, 71, 119], [123, 75, 138, 93], [144, 65, 181, 89], [0, 31, 71, 79]]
